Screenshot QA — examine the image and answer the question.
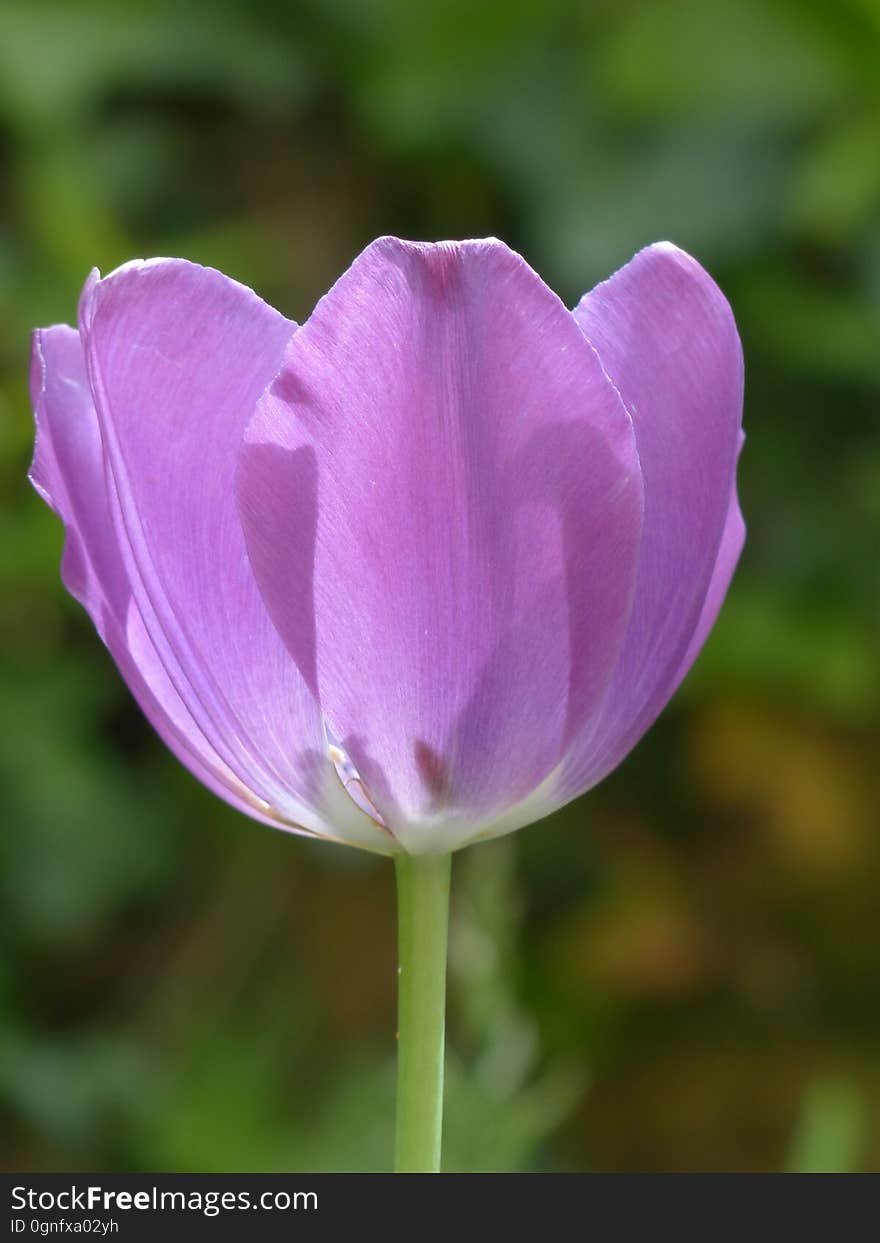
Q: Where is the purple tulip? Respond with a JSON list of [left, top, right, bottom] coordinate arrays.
[[30, 237, 744, 856]]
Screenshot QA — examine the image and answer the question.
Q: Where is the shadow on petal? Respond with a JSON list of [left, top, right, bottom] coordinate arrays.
[[236, 441, 320, 700]]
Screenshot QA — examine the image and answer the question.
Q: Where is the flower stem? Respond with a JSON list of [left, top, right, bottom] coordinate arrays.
[[394, 850, 452, 1173]]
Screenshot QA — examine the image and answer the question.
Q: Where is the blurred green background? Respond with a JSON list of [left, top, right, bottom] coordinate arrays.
[[1, 0, 879, 1173]]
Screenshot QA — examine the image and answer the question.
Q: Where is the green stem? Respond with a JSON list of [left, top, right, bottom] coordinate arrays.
[[394, 851, 452, 1173]]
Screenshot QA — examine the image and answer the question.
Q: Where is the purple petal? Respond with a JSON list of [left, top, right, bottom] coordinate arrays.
[[563, 242, 745, 795], [237, 237, 644, 851], [29, 325, 295, 832], [671, 446, 745, 694], [30, 326, 126, 634], [75, 260, 391, 851]]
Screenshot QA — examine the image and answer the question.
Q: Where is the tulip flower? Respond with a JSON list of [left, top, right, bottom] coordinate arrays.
[[30, 237, 744, 1172]]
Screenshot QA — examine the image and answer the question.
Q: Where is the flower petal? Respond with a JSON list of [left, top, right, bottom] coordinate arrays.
[[564, 242, 745, 794], [78, 260, 391, 852], [237, 237, 644, 851], [29, 325, 297, 832], [671, 446, 745, 693], [30, 325, 126, 635]]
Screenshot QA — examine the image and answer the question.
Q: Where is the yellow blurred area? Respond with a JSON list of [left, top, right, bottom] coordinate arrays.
[[688, 699, 870, 874]]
